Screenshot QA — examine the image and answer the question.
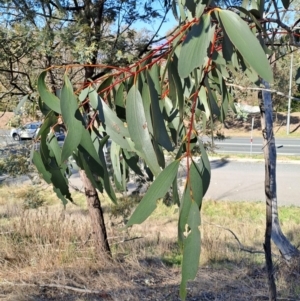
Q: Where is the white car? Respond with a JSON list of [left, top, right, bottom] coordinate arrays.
[[10, 122, 42, 141]]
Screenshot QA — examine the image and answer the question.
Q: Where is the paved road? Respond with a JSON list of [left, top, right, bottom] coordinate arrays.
[[0, 130, 15, 146], [206, 159, 300, 206], [1, 128, 299, 206], [1, 129, 300, 155], [67, 159, 300, 206], [211, 137, 300, 156], [1, 158, 299, 206]]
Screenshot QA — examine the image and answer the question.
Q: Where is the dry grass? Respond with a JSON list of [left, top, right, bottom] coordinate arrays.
[[221, 112, 300, 138], [0, 184, 300, 300]]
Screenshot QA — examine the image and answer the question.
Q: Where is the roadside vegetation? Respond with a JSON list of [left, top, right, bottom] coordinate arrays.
[[0, 183, 300, 300], [1, 0, 300, 299]]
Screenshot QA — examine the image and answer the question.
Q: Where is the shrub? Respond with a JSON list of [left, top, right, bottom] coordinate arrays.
[[22, 187, 45, 209], [0, 154, 32, 176]]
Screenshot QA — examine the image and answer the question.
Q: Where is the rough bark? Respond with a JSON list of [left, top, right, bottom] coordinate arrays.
[[260, 83, 277, 300], [260, 80, 299, 262], [77, 0, 112, 259], [264, 237, 277, 301], [80, 170, 111, 258]]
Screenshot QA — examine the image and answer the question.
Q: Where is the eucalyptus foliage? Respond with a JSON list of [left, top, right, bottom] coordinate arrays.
[[31, 1, 275, 298]]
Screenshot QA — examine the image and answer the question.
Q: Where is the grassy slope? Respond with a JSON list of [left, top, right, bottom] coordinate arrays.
[[221, 112, 300, 138], [0, 184, 299, 300]]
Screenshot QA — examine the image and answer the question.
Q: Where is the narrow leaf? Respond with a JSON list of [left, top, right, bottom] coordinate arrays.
[[110, 141, 122, 186], [90, 130, 117, 203], [219, 10, 273, 83], [100, 96, 131, 150], [15, 95, 29, 114], [146, 71, 173, 151], [60, 75, 84, 162], [141, 83, 154, 135], [38, 71, 61, 114], [32, 151, 52, 184], [36, 111, 57, 139], [126, 85, 161, 176], [78, 150, 104, 193], [88, 86, 98, 109], [122, 150, 144, 176], [97, 76, 113, 100], [37, 132, 73, 206], [78, 86, 90, 102], [198, 86, 210, 119], [194, 139, 211, 197], [115, 83, 126, 120], [169, 54, 184, 118], [178, 15, 214, 78], [47, 132, 62, 165], [49, 168, 72, 206], [180, 200, 201, 300], [127, 160, 180, 226]]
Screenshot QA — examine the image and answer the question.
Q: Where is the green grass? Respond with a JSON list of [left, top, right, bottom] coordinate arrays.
[[203, 200, 265, 222]]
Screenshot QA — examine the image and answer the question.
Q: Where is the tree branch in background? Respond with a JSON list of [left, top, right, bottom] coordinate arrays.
[[226, 83, 300, 101], [138, 4, 171, 58], [204, 222, 266, 255]]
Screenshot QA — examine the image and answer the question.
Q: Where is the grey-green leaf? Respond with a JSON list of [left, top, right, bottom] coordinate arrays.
[[100, 96, 131, 150], [60, 75, 84, 162], [110, 141, 122, 186], [146, 71, 173, 151], [38, 71, 61, 114], [36, 111, 57, 139], [32, 151, 52, 184], [219, 10, 273, 83], [88, 86, 99, 109], [15, 95, 29, 114], [178, 14, 214, 78], [47, 132, 62, 166], [180, 200, 201, 300], [78, 86, 90, 102], [127, 160, 180, 226], [126, 85, 161, 176], [141, 83, 154, 135]]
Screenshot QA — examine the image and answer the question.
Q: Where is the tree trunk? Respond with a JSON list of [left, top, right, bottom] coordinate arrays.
[[77, 0, 111, 260], [80, 170, 111, 258], [260, 82, 277, 300], [260, 80, 299, 261]]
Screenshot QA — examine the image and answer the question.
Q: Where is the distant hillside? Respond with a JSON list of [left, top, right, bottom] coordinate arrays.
[[0, 112, 37, 129]]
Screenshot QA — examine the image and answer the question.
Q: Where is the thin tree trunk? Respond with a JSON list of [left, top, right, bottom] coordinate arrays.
[[260, 80, 299, 261], [260, 84, 277, 300], [80, 170, 111, 258], [76, 0, 112, 259]]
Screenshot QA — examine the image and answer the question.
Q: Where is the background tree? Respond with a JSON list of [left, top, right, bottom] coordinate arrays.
[[0, 0, 172, 257]]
